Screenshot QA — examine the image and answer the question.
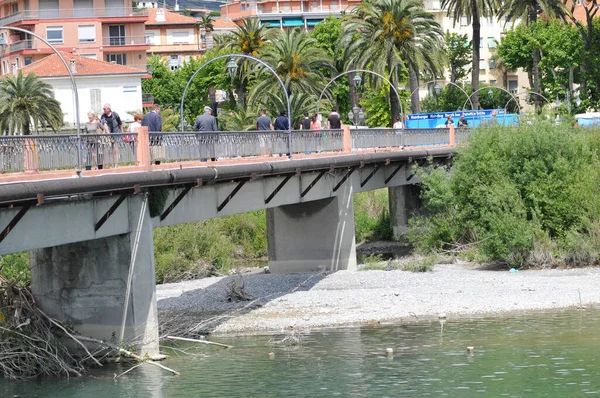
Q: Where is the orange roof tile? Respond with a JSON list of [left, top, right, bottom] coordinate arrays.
[[19, 53, 148, 78], [147, 8, 200, 24]]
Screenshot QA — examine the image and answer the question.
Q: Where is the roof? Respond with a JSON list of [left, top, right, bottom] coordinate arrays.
[[19, 53, 148, 78], [147, 8, 199, 24]]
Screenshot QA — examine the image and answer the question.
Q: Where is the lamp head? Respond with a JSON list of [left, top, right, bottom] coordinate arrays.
[[434, 83, 441, 96], [487, 88, 493, 99], [226, 58, 238, 81], [353, 73, 362, 90]]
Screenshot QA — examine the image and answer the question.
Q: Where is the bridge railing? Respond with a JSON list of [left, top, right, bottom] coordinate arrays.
[[0, 126, 465, 173]]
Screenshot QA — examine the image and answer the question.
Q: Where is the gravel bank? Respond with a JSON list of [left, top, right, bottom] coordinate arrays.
[[157, 262, 600, 336]]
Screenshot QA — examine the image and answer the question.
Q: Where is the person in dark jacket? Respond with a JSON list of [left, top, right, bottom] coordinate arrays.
[[194, 106, 218, 131], [142, 103, 162, 132], [273, 110, 290, 130]]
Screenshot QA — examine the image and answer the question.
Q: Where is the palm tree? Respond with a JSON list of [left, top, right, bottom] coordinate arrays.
[[220, 106, 256, 131], [248, 28, 334, 110], [219, 18, 272, 107], [341, 0, 445, 117], [442, 0, 498, 111], [498, 0, 567, 110], [0, 71, 63, 135], [199, 14, 215, 50]]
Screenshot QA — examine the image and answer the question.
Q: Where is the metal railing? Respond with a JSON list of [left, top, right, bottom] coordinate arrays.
[[0, 8, 148, 25], [0, 127, 467, 174], [351, 128, 452, 149], [102, 36, 149, 47], [9, 39, 34, 52]]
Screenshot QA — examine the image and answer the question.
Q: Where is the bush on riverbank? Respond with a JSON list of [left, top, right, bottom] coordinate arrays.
[[409, 123, 600, 267]]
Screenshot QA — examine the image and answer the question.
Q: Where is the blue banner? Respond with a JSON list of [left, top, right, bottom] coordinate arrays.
[[406, 109, 506, 121]]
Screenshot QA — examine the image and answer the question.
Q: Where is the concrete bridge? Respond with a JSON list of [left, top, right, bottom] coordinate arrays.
[[0, 125, 464, 357]]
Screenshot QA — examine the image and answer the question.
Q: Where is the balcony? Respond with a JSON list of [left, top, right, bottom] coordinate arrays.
[[0, 8, 148, 26], [256, 5, 342, 16], [9, 39, 34, 52], [102, 36, 148, 47]]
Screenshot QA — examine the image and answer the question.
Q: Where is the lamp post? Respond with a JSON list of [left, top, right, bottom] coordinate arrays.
[[180, 53, 292, 157], [317, 69, 403, 126], [347, 105, 366, 127], [0, 27, 82, 174]]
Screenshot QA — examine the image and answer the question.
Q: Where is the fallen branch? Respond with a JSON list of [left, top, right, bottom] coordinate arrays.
[[114, 363, 144, 379], [166, 335, 233, 349]]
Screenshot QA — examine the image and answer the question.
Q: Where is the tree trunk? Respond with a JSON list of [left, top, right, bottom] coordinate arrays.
[[471, 3, 481, 110], [236, 82, 246, 108], [390, 73, 400, 125], [529, 9, 542, 111], [409, 66, 420, 114]]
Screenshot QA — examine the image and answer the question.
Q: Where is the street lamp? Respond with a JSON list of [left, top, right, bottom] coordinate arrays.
[[434, 83, 441, 96], [353, 73, 362, 90], [226, 58, 238, 81], [487, 88, 493, 99], [348, 105, 366, 126], [576, 94, 581, 108]]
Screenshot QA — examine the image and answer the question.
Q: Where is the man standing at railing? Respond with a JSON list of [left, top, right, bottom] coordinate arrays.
[[327, 107, 342, 129], [256, 109, 273, 156], [194, 106, 218, 132], [142, 103, 163, 165], [273, 110, 289, 131], [100, 103, 122, 167]]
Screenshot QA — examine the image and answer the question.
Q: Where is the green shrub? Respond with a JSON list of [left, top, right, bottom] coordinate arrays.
[[0, 252, 30, 286], [410, 123, 600, 267], [354, 189, 394, 242]]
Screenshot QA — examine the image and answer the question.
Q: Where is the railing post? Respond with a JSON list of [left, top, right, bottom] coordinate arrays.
[[449, 125, 456, 146], [24, 137, 38, 173], [136, 126, 151, 170], [342, 125, 352, 153]]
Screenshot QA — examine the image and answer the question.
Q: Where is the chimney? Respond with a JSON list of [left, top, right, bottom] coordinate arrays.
[[156, 8, 166, 21], [70, 58, 77, 74]]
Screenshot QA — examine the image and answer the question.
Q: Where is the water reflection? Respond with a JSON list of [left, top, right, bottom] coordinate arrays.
[[2, 308, 600, 397]]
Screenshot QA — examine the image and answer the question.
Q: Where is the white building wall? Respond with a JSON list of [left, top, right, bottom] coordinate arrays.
[[45, 75, 144, 126]]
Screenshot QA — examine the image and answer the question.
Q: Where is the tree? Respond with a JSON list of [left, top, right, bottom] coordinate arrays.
[[0, 71, 63, 135], [442, 0, 498, 111], [248, 28, 334, 110], [499, 0, 567, 110], [218, 18, 271, 107], [445, 32, 472, 84], [341, 0, 444, 118]]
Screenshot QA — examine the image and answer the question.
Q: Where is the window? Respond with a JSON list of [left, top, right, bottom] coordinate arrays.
[[489, 59, 496, 69], [46, 26, 63, 44], [78, 25, 95, 43], [108, 25, 125, 46], [145, 32, 155, 44], [11, 3, 18, 13], [106, 53, 126, 65], [490, 79, 497, 86], [81, 53, 97, 59], [282, 2, 290, 10], [508, 79, 518, 93], [486, 16, 493, 25], [488, 37, 496, 48], [90, 89, 101, 113], [480, 37, 483, 48], [24, 57, 32, 65], [479, 58, 486, 69], [171, 31, 189, 44], [460, 16, 468, 26]]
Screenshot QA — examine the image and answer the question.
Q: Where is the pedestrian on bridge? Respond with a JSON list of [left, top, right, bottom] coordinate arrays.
[[142, 103, 163, 165], [194, 106, 218, 132], [273, 110, 290, 131]]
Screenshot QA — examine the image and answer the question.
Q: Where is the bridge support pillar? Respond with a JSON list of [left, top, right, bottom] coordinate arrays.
[[267, 186, 357, 273], [389, 185, 421, 238], [29, 195, 159, 357]]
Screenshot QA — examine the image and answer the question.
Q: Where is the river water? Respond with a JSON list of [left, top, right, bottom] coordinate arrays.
[[3, 308, 600, 397]]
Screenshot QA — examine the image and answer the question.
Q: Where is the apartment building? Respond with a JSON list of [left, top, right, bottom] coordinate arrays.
[[217, 0, 360, 30], [424, 0, 529, 97], [145, 7, 206, 70], [0, 0, 150, 74]]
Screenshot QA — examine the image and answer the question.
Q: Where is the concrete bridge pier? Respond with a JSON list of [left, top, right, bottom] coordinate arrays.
[[267, 185, 357, 273], [29, 195, 159, 356], [388, 185, 421, 238]]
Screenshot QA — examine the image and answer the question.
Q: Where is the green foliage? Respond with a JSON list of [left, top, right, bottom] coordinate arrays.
[[148, 188, 170, 218], [354, 189, 394, 242], [410, 123, 600, 267], [0, 253, 29, 286], [445, 32, 472, 84], [420, 83, 519, 113], [0, 72, 63, 135]]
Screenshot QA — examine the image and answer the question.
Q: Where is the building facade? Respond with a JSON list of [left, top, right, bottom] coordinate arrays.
[[0, 0, 150, 74]]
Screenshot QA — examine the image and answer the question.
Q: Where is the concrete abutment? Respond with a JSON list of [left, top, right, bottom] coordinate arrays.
[[388, 185, 421, 238], [29, 195, 159, 356]]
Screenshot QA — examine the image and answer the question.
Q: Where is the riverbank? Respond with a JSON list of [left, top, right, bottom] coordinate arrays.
[[157, 261, 600, 337]]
